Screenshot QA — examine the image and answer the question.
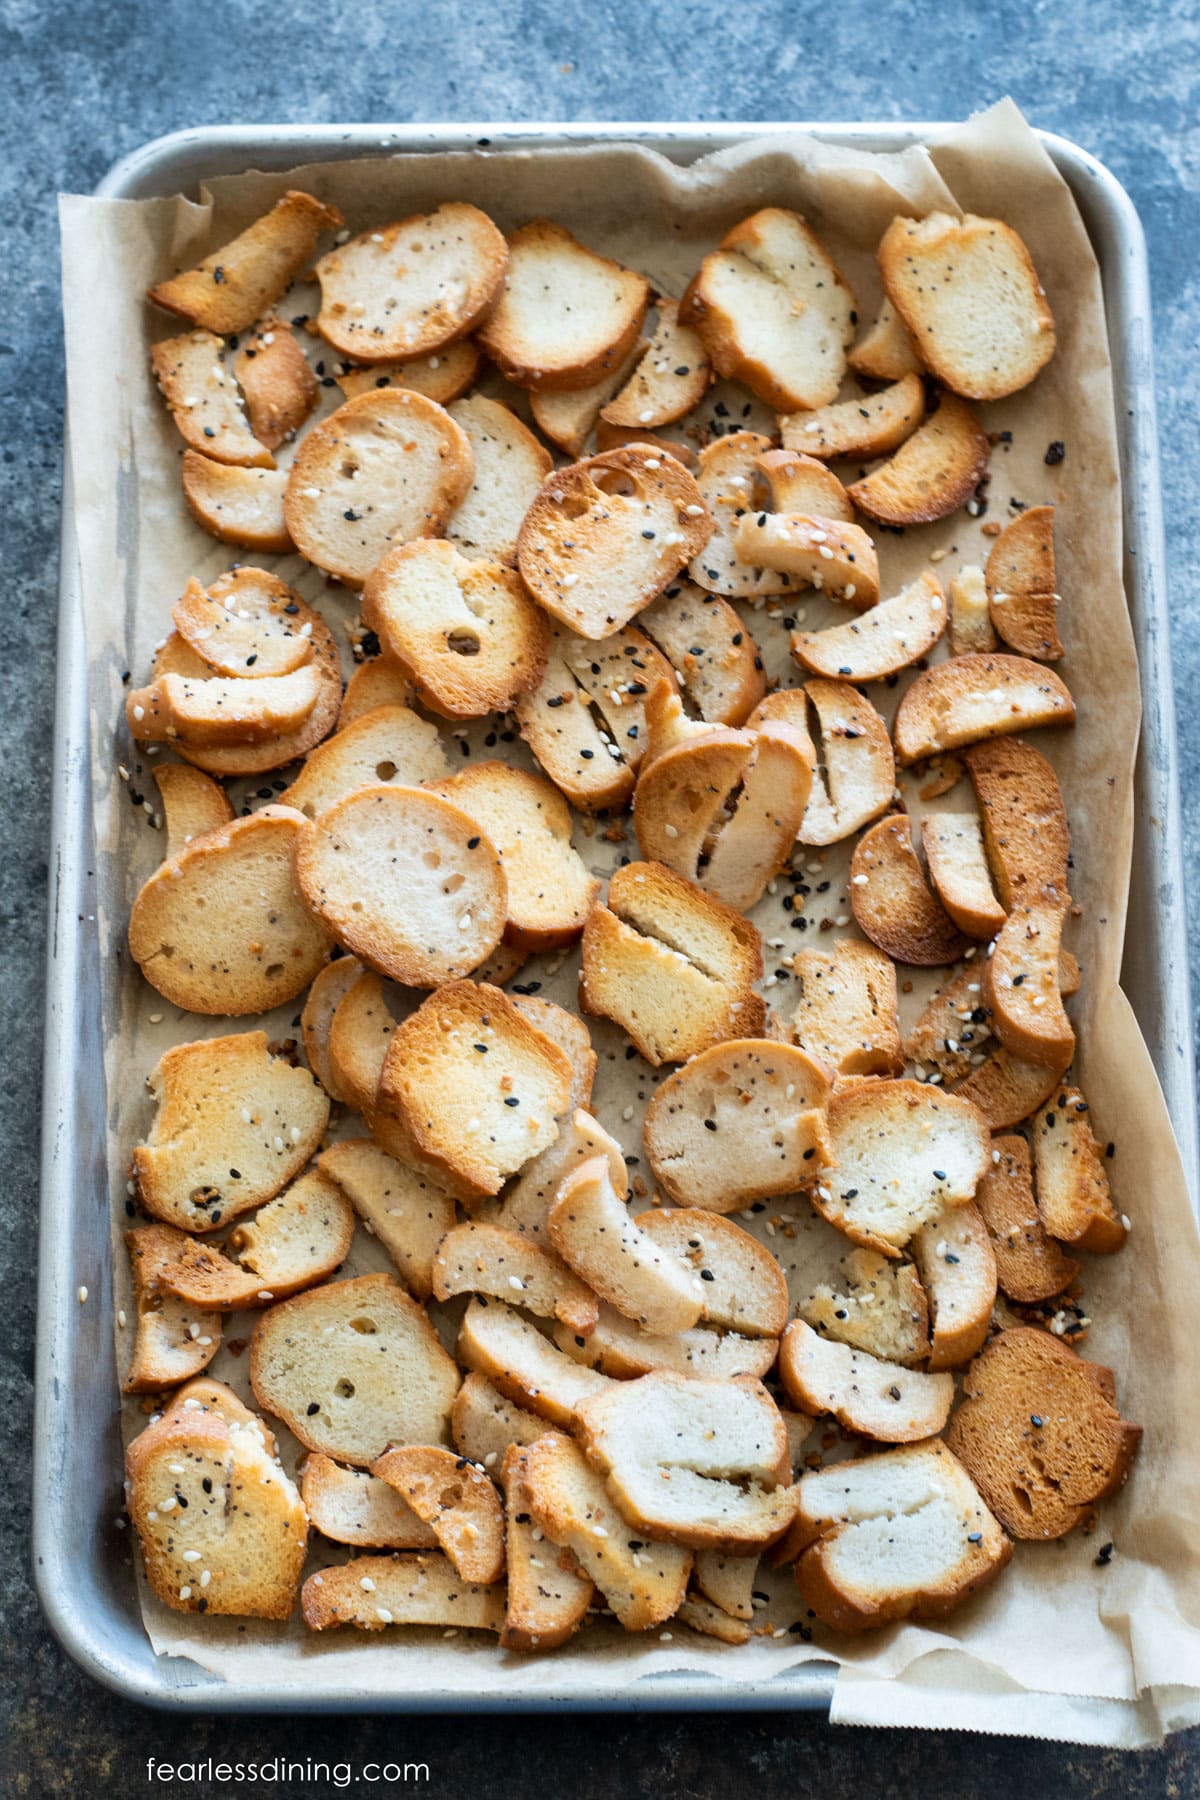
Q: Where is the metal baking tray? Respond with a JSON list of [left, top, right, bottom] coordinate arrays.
[[35, 121, 1198, 1713]]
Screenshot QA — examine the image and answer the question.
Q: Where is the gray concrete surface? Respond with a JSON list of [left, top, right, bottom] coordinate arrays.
[[3, 0, 1198, 1793]]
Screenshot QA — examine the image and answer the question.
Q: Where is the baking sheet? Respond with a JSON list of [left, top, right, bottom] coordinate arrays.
[[54, 100, 1200, 1741]]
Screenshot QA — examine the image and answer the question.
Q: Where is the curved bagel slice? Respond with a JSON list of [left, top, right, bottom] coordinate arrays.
[[444, 394, 553, 564], [688, 432, 790, 598], [792, 1439, 1010, 1633], [301, 1453, 438, 1550], [847, 392, 989, 527], [903, 964, 994, 1084], [984, 901, 1075, 1065], [786, 940, 904, 1079], [126, 1380, 307, 1619], [132, 1031, 329, 1233], [296, 785, 506, 987], [880, 211, 1056, 402], [150, 617, 341, 779], [300, 954, 364, 1100], [250, 1272, 460, 1467], [634, 723, 813, 912], [151, 762, 233, 861], [129, 806, 333, 1015], [644, 1039, 832, 1214], [284, 389, 474, 587], [554, 1306, 777, 1382], [794, 1240, 931, 1368], [373, 981, 574, 1205], [301, 1551, 504, 1634], [234, 319, 318, 450], [780, 372, 925, 462], [761, 681, 893, 848], [432, 1220, 599, 1335], [501, 1444, 595, 1652], [493, 1107, 627, 1246], [637, 582, 766, 726], [633, 1208, 789, 1337], [779, 1319, 953, 1442], [181, 453, 293, 552], [1032, 1086, 1128, 1254], [792, 568, 947, 680], [517, 446, 713, 638], [123, 1224, 222, 1392], [681, 208, 856, 412], [600, 296, 710, 426], [362, 539, 549, 718], [548, 1156, 705, 1334], [574, 1371, 796, 1553], [732, 513, 880, 610], [151, 329, 273, 468], [580, 860, 765, 1066], [754, 448, 855, 522], [281, 703, 450, 820], [515, 620, 673, 811], [325, 970, 405, 1117], [894, 653, 1075, 765], [986, 505, 1062, 660], [457, 1297, 615, 1428], [476, 218, 650, 390], [975, 1135, 1080, 1304], [336, 338, 482, 405], [850, 813, 972, 966], [944, 1329, 1139, 1541], [921, 812, 1007, 938], [963, 737, 1070, 908], [816, 1079, 991, 1256], [318, 1137, 455, 1301], [316, 202, 507, 361], [910, 1203, 997, 1370], [521, 1431, 690, 1632], [156, 1169, 355, 1309], [954, 1043, 1069, 1130], [372, 1445, 505, 1584], [126, 664, 323, 750], [172, 567, 319, 680], [147, 188, 341, 334], [430, 761, 599, 953]]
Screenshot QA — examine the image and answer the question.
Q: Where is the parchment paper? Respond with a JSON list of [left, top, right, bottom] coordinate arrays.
[[58, 99, 1200, 1745]]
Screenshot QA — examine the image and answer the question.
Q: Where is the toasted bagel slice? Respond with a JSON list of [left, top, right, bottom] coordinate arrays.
[[893, 652, 1075, 766], [501, 1444, 595, 1652], [444, 394, 553, 565], [786, 939, 904, 1078], [335, 338, 483, 405], [318, 1137, 455, 1301], [600, 297, 711, 427], [733, 513, 880, 611], [151, 330, 273, 468], [549, 1155, 706, 1335], [780, 373, 925, 462], [284, 389, 474, 587], [129, 807, 333, 1015], [122, 1224, 222, 1392], [372, 1445, 506, 1585], [296, 785, 506, 987], [947, 563, 998, 657], [791, 1439, 1010, 1633], [147, 189, 341, 334], [315, 202, 507, 362], [1032, 1086, 1128, 1254], [682, 208, 856, 411], [181, 453, 293, 553], [362, 539, 549, 718], [909, 1202, 997, 1370], [985, 505, 1063, 660], [962, 736, 1070, 907], [172, 567, 319, 680], [880, 211, 1056, 401], [921, 812, 1007, 938], [529, 335, 648, 456], [984, 900, 1075, 1066], [151, 762, 233, 861], [301, 1454, 439, 1551], [281, 703, 450, 820], [975, 1135, 1080, 1304], [757, 681, 893, 848], [779, 1320, 953, 1443], [850, 814, 972, 966], [637, 582, 766, 726], [477, 218, 650, 390], [792, 568, 946, 680], [847, 295, 923, 382], [234, 318, 318, 450], [815, 1078, 991, 1256], [301, 1552, 505, 1634], [643, 1040, 832, 1214], [688, 432, 791, 598], [517, 446, 713, 639], [847, 392, 989, 527], [754, 448, 855, 522]]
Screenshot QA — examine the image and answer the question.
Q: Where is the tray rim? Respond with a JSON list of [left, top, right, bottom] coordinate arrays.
[[35, 118, 1197, 1716]]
